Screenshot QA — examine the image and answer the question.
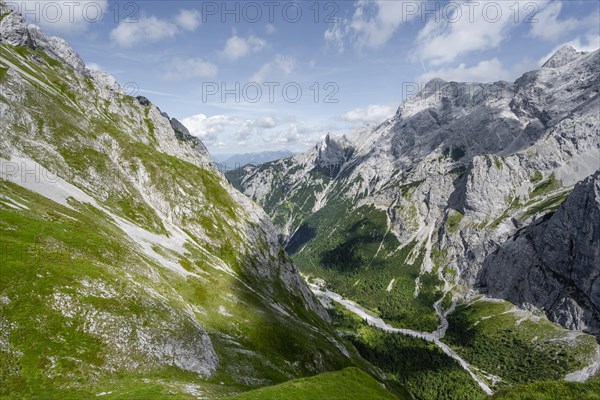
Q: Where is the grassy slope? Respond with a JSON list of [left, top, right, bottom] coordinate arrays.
[[291, 199, 441, 332], [0, 43, 360, 397], [0, 179, 360, 398], [490, 375, 600, 400], [0, 181, 219, 399], [443, 299, 597, 388], [226, 368, 401, 400]]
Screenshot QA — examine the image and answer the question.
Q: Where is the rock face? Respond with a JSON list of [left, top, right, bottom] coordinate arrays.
[[170, 117, 195, 140], [479, 171, 600, 333], [542, 45, 581, 68], [234, 46, 600, 336], [316, 134, 351, 167], [27, 25, 88, 74], [0, 7, 357, 397], [0, 4, 87, 74], [136, 95, 152, 106], [0, 6, 32, 47]]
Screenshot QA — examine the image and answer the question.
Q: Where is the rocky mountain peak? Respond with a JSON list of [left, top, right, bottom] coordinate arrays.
[[422, 77, 448, 96], [391, 46, 599, 163], [1, 5, 211, 159], [0, 3, 87, 74], [542, 45, 583, 68], [315, 133, 349, 167], [0, 3, 32, 47]]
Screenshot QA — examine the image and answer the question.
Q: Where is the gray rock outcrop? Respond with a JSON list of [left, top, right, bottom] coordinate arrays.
[[0, 4, 87, 74], [478, 171, 600, 334]]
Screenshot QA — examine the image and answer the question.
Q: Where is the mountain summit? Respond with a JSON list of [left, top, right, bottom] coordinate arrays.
[[542, 45, 585, 68]]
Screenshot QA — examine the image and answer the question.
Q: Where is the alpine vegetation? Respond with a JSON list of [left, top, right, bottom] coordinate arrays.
[[1, 1, 599, 399], [0, 5, 362, 398]]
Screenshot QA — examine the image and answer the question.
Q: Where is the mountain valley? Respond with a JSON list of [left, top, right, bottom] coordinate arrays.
[[231, 45, 600, 398], [1, 2, 599, 399]]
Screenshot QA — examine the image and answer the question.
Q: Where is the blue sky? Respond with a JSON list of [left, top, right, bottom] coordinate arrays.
[[13, 0, 600, 154]]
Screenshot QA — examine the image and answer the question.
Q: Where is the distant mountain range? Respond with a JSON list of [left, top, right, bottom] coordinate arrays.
[[213, 150, 295, 170]]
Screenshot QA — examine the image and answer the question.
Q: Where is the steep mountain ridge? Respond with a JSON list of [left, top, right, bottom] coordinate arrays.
[[479, 171, 600, 333], [0, 5, 364, 398], [236, 47, 600, 333]]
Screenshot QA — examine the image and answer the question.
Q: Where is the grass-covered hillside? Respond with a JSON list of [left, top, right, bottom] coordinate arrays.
[[490, 375, 600, 400], [0, 26, 361, 397], [226, 368, 403, 400], [443, 298, 597, 388], [292, 200, 442, 332]]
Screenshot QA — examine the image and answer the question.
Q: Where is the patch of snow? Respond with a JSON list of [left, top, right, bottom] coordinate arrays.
[[0, 156, 193, 277]]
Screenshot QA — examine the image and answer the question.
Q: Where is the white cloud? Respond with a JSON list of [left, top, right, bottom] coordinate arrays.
[[86, 62, 102, 71], [325, 0, 418, 53], [530, 1, 598, 41], [182, 113, 339, 152], [181, 114, 278, 145], [175, 9, 201, 31], [244, 116, 277, 130], [181, 114, 234, 144], [251, 55, 295, 82], [276, 124, 301, 144], [221, 33, 267, 61], [265, 122, 340, 149], [110, 9, 201, 48], [564, 34, 600, 53], [110, 16, 178, 48], [341, 104, 396, 124], [420, 59, 508, 83], [324, 22, 347, 53], [16, 0, 108, 34], [235, 116, 277, 140], [164, 57, 218, 80], [414, 1, 539, 66]]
